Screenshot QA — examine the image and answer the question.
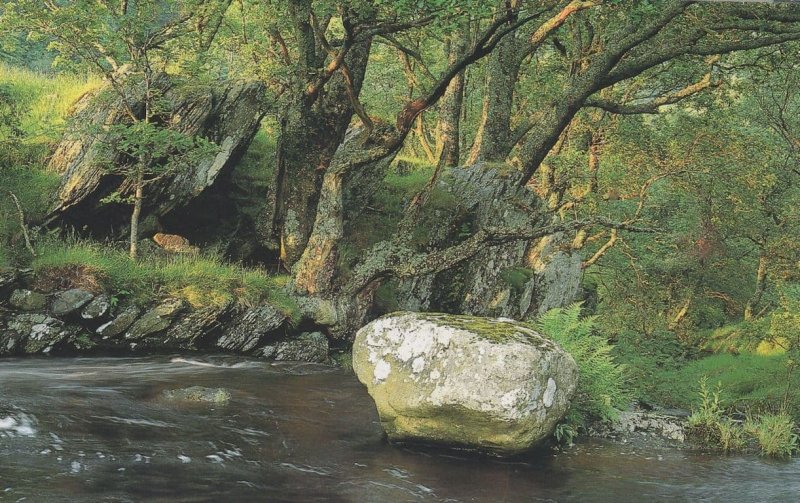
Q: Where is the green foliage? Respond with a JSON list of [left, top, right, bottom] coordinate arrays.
[[643, 353, 800, 420], [534, 304, 630, 427], [32, 238, 299, 321], [745, 414, 799, 458], [499, 267, 534, 293], [687, 378, 746, 452]]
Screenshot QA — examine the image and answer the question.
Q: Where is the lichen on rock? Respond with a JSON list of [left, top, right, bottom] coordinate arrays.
[[352, 311, 579, 456]]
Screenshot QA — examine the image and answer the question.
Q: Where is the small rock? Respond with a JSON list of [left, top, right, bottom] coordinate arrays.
[[9, 289, 48, 311], [81, 295, 111, 320], [2, 314, 75, 354], [217, 305, 285, 352], [161, 386, 231, 404], [125, 299, 186, 340], [51, 289, 94, 317], [96, 306, 141, 338]]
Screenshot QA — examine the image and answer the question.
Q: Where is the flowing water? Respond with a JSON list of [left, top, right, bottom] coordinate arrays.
[[1, 356, 797, 502]]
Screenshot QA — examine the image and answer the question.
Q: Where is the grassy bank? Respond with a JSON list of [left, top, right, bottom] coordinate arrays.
[[31, 239, 300, 320]]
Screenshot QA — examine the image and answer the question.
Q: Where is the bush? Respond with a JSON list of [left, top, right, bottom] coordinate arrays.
[[745, 414, 799, 458], [534, 304, 630, 428]]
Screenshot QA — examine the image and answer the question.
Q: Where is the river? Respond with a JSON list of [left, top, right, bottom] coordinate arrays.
[[1, 356, 797, 502]]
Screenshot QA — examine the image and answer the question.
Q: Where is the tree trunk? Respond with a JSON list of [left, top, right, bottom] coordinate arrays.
[[129, 165, 144, 259], [467, 33, 521, 164], [744, 253, 768, 321], [273, 39, 372, 267], [436, 27, 468, 167]]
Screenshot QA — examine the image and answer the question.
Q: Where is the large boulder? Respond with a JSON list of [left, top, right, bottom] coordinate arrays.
[[9, 289, 47, 311], [50, 288, 94, 317], [1, 314, 76, 354], [46, 74, 266, 234], [353, 312, 578, 456]]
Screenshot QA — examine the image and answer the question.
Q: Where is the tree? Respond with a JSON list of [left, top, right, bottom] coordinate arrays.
[[3, 0, 231, 257]]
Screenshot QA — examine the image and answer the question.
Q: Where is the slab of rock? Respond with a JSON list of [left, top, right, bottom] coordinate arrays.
[[126, 299, 186, 340], [260, 332, 329, 363], [47, 75, 267, 232], [0, 268, 18, 295], [81, 294, 111, 320], [96, 306, 141, 338], [217, 305, 285, 352], [51, 289, 94, 317], [2, 314, 75, 354], [165, 303, 233, 347], [9, 289, 47, 311], [353, 312, 579, 456]]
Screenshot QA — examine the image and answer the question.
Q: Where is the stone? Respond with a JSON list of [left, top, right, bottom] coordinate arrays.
[[161, 386, 231, 405], [2, 314, 75, 354], [0, 268, 18, 294], [81, 294, 111, 320], [96, 306, 141, 338], [9, 289, 47, 311], [165, 303, 234, 347], [51, 289, 94, 317], [152, 233, 199, 254], [353, 312, 579, 456], [125, 298, 186, 340], [260, 332, 329, 363], [217, 305, 285, 352]]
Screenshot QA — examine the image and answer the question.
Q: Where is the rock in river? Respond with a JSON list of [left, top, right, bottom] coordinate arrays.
[[353, 312, 579, 456]]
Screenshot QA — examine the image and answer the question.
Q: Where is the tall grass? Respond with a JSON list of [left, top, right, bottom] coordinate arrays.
[[33, 239, 300, 321]]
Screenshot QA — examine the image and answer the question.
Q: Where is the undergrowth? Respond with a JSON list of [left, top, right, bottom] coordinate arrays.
[[534, 304, 630, 432]]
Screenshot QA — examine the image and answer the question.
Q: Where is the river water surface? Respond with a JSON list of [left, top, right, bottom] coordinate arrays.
[[1, 356, 798, 502]]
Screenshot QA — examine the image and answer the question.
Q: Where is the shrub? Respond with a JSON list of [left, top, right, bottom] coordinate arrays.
[[745, 414, 799, 458], [534, 304, 630, 428]]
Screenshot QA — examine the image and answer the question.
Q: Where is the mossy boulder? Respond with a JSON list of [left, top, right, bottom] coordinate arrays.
[[125, 298, 186, 340], [96, 306, 140, 338], [9, 289, 47, 311], [50, 288, 94, 317], [353, 312, 578, 456]]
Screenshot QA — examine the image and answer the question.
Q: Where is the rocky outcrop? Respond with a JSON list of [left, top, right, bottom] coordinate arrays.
[[353, 312, 579, 456], [217, 305, 286, 352], [390, 164, 582, 321], [261, 331, 329, 363], [46, 74, 267, 234]]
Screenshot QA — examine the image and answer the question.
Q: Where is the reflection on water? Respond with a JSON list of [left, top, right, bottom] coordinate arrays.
[[1, 356, 798, 502]]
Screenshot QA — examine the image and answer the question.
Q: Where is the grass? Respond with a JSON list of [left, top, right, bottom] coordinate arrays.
[[643, 353, 800, 419], [32, 239, 300, 321], [1, 64, 100, 266]]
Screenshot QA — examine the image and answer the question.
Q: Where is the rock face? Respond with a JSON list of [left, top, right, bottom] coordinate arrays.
[[390, 164, 583, 321], [353, 312, 579, 456], [46, 74, 266, 234]]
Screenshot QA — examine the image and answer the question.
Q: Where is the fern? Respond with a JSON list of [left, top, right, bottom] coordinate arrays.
[[533, 304, 630, 428]]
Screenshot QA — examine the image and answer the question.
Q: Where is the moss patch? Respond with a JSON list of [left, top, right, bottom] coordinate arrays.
[[409, 312, 554, 348]]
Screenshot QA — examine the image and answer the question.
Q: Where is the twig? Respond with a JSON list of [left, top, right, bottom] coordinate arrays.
[[5, 190, 37, 257]]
